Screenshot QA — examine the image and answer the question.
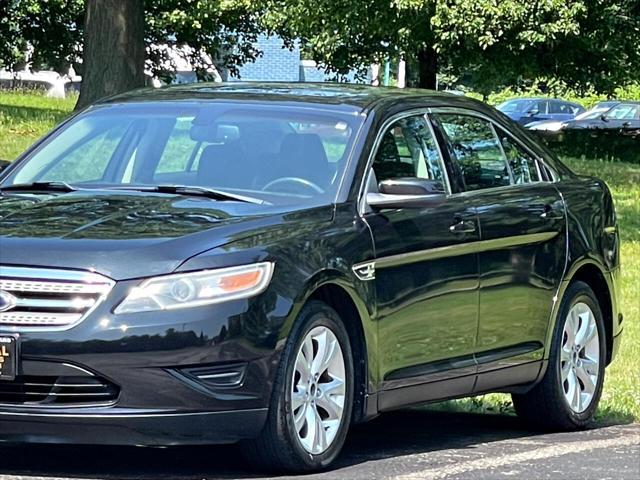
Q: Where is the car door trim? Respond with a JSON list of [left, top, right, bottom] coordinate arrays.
[[353, 231, 558, 272], [383, 341, 543, 384]]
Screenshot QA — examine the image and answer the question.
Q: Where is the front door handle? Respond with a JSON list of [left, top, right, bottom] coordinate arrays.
[[449, 219, 476, 234]]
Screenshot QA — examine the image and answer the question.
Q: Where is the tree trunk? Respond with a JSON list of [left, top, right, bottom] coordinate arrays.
[[76, 0, 145, 110], [417, 46, 438, 90]]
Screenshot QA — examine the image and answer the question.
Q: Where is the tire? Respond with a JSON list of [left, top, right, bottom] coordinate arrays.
[[512, 281, 606, 431], [242, 300, 354, 473]]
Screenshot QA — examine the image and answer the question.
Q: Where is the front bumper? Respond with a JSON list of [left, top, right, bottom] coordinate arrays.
[[0, 278, 288, 445], [0, 407, 268, 445]]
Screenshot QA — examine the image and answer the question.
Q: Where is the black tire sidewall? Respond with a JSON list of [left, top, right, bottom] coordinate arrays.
[[277, 301, 354, 470], [551, 281, 606, 425]]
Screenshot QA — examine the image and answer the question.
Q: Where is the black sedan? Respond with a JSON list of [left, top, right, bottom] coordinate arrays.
[[0, 84, 623, 473], [563, 101, 640, 132]]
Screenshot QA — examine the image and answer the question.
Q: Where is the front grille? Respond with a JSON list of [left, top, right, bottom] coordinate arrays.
[[0, 266, 114, 329], [0, 375, 119, 406]]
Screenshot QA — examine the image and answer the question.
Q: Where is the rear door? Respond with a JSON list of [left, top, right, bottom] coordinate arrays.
[[430, 110, 566, 390], [549, 100, 579, 122]]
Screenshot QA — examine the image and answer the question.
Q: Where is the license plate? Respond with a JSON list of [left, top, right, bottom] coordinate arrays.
[[0, 335, 17, 381]]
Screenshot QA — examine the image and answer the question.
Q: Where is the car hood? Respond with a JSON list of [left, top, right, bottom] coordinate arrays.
[[0, 190, 332, 280]]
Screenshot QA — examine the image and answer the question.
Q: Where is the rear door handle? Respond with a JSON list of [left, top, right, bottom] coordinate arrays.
[[449, 219, 476, 234], [540, 204, 564, 220]]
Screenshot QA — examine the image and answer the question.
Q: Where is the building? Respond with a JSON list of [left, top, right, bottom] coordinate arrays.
[[230, 35, 370, 83]]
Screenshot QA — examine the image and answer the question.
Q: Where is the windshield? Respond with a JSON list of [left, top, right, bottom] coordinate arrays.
[[1, 101, 363, 206], [497, 99, 531, 113], [606, 103, 640, 120], [575, 107, 610, 120]]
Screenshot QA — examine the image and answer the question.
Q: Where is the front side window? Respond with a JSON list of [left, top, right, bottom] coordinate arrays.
[[372, 115, 445, 190], [433, 113, 511, 192], [2, 102, 363, 206]]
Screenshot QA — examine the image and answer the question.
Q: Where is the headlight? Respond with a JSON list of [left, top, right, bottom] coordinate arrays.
[[114, 262, 274, 314]]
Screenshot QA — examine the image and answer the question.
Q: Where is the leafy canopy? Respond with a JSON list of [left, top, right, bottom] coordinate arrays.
[[260, 0, 640, 94], [0, 0, 263, 80]]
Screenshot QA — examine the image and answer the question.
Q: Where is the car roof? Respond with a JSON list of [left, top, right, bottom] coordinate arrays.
[[98, 81, 487, 115]]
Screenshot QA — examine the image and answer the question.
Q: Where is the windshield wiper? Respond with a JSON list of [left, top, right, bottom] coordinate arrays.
[[0, 181, 77, 193], [112, 185, 268, 205]]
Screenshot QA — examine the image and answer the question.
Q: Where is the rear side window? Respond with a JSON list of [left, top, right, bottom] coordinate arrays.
[[432, 114, 510, 192], [532, 100, 548, 114], [549, 102, 578, 115], [156, 117, 201, 175], [497, 131, 541, 184]]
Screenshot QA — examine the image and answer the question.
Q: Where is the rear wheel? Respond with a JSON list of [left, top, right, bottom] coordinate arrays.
[[512, 281, 606, 430], [243, 301, 354, 472]]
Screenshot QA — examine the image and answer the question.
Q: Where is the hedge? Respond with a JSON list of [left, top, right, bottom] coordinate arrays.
[[532, 129, 640, 164]]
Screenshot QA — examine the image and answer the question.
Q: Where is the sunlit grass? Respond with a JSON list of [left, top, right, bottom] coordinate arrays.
[[0, 92, 637, 422], [0, 91, 76, 161]]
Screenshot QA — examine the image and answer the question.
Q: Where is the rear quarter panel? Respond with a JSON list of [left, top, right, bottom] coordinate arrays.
[[552, 174, 622, 353]]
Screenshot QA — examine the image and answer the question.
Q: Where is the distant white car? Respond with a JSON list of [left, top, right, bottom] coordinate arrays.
[[0, 70, 72, 98]]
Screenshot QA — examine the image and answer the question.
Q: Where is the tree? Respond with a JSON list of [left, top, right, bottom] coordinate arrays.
[[1, 0, 263, 108], [0, 0, 83, 72], [433, 0, 640, 96], [76, 0, 145, 109], [144, 0, 262, 83], [260, 0, 640, 93]]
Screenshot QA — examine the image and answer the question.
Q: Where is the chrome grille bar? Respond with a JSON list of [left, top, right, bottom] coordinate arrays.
[[0, 279, 111, 294], [0, 266, 114, 330], [15, 297, 97, 309], [0, 312, 83, 326]]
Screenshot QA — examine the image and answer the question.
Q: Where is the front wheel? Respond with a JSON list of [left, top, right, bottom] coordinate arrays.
[[242, 301, 354, 473], [512, 281, 606, 430]]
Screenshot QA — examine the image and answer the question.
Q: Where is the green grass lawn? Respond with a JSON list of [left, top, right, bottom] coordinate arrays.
[[1, 92, 638, 423], [0, 92, 77, 161]]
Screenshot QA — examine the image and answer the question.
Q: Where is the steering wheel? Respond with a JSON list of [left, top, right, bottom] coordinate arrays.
[[262, 177, 324, 194]]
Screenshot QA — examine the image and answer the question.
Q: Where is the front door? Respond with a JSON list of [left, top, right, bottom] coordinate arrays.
[[431, 111, 566, 390], [361, 112, 479, 409]]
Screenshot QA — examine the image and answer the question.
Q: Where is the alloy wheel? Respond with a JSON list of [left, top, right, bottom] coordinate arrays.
[[560, 302, 600, 413], [291, 325, 346, 455]]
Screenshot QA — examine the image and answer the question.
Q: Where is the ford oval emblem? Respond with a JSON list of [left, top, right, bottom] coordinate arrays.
[[0, 291, 17, 313]]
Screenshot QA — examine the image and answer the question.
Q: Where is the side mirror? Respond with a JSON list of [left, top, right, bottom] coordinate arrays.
[[367, 177, 445, 209], [0, 159, 10, 173], [379, 177, 443, 195], [527, 109, 539, 116], [600, 113, 609, 122]]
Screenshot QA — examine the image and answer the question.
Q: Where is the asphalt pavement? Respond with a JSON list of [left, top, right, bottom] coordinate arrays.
[[0, 410, 638, 480]]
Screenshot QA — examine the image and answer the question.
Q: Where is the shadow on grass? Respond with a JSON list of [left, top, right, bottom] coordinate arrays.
[[0, 103, 71, 124], [432, 396, 636, 425], [0, 409, 635, 480]]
